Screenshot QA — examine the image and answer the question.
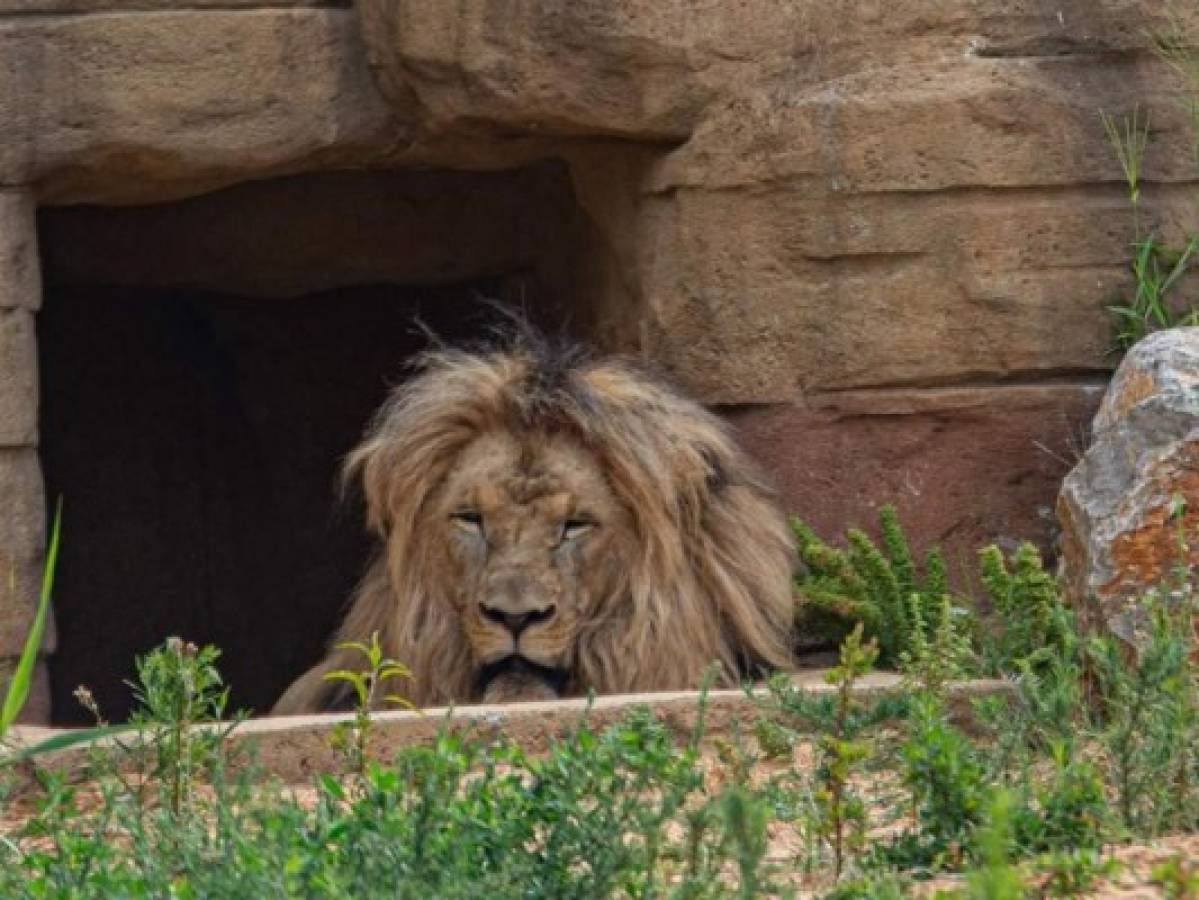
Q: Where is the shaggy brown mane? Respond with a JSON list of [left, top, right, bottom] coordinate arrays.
[[273, 338, 796, 713]]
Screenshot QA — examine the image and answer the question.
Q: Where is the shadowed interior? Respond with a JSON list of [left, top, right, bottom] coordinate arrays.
[[35, 165, 595, 724]]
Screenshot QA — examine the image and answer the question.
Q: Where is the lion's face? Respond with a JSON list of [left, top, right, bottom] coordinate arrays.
[[430, 430, 630, 702]]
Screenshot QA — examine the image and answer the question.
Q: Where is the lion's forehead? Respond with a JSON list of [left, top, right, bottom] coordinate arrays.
[[440, 430, 618, 519]]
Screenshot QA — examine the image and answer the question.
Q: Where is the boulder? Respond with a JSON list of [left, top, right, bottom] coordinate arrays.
[[1058, 328, 1199, 641]]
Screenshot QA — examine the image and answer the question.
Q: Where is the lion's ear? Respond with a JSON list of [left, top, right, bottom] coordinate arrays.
[[342, 435, 397, 538]]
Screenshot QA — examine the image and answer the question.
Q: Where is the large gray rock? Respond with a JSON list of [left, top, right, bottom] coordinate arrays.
[[1058, 328, 1199, 640]]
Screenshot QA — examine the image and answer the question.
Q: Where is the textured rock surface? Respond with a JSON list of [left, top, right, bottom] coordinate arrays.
[[733, 383, 1106, 572], [0, 310, 36, 447], [0, 191, 38, 311], [1058, 329, 1199, 641], [0, 449, 48, 658], [0, 7, 403, 202], [2, 0, 1197, 717]]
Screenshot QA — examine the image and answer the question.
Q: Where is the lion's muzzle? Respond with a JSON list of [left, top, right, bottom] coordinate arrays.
[[477, 656, 568, 703]]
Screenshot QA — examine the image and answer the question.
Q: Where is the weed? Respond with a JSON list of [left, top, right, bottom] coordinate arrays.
[[1087, 597, 1194, 834], [323, 631, 414, 775], [961, 791, 1025, 900], [977, 543, 1073, 676], [1109, 234, 1199, 350], [1100, 106, 1150, 238], [1101, 90, 1199, 348], [890, 690, 987, 868], [793, 505, 957, 666], [900, 592, 975, 693], [814, 624, 878, 880], [1153, 854, 1199, 900], [124, 637, 236, 815], [1038, 849, 1120, 898], [1014, 741, 1107, 854]]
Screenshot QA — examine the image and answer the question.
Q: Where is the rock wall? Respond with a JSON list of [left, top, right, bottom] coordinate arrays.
[[1, 0, 1197, 716]]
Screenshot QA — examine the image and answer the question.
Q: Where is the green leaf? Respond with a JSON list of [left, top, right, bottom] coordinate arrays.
[[0, 498, 62, 736], [3, 722, 136, 765]]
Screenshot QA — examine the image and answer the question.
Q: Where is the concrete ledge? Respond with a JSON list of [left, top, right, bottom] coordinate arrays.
[[10, 672, 1013, 783]]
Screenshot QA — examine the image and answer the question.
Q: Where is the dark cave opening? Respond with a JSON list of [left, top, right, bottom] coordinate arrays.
[[36, 165, 594, 723]]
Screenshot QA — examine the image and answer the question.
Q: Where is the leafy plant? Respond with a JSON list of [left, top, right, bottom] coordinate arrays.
[[977, 542, 1074, 676], [900, 592, 975, 692], [792, 505, 956, 666], [1038, 849, 1120, 898], [1109, 234, 1199, 350], [961, 791, 1025, 900], [1014, 741, 1107, 855], [813, 624, 878, 880], [891, 691, 987, 868], [124, 637, 237, 815], [323, 631, 414, 775], [1153, 854, 1199, 900], [1101, 97, 1199, 349]]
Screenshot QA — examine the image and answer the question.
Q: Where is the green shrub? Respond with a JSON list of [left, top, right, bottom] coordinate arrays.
[[890, 691, 988, 868], [977, 542, 1075, 676], [792, 506, 958, 666]]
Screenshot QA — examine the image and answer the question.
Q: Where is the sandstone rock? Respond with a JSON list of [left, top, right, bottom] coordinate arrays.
[[0, 310, 36, 447], [1058, 328, 1199, 641], [0, 449, 50, 659], [357, 0, 713, 141], [5, 0, 1199, 720], [0, 191, 39, 311], [728, 383, 1105, 582], [0, 9, 402, 202]]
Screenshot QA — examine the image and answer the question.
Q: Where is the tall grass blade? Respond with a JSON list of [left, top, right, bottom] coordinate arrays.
[[0, 498, 62, 735]]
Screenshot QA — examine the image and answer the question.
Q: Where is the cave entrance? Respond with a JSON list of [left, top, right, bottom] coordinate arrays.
[[36, 163, 598, 724]]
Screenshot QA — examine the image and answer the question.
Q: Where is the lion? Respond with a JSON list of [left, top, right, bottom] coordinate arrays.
[[272, 338, 796, 714]]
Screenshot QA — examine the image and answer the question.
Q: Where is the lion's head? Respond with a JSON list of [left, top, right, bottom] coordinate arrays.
[[273, 340, 796, 713]]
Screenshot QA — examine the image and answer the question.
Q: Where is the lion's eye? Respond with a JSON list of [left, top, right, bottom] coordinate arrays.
[[451, 511, 484, 535], [560, 519, 595, 543]]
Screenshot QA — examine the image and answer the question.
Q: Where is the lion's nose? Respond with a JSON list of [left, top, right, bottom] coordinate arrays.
[[480, 602, 556, 637]]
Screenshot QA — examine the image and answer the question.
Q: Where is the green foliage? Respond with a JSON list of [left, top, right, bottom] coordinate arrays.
[[8, 504, 1199, 894], [0, 660, 791, 898], [123, 637, 237, 815], [900, 592, 975, 692], [891, 691, 988, 867], [1012, 741, 1107, 855], [1038, 850, 1120, 898], [961, 791, 1025, 900], [792, 506, 964, 667], [1087, 596, 1198, 835], [323, 631, 414, 776], [1109, 234, 1199, 350], [823, 872, 909, 899], [977, 542, 1075, 676], [1101, 54, 1199, 350], [1152, 855, 1199, 900], [813, 624, 878, 880]]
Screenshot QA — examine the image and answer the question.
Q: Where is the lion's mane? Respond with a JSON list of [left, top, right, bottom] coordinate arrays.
[[273, 341, 796, 713]]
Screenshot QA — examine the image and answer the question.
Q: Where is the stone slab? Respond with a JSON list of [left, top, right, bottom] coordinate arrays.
[[0, 449, 49, 658], [0, 309, 36, 446], [9, 673, 1012, 782], [0, 191, 39, 311], [0, 8, 401, 201]]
